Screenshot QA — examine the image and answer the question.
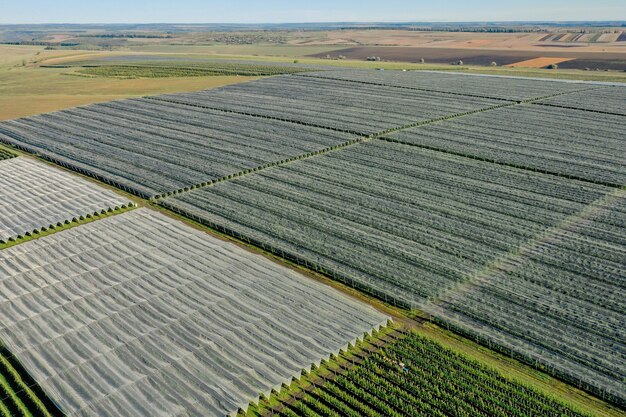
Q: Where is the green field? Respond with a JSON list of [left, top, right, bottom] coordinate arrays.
[[57, 61, 309, 78], [246, 330, 593, 417]]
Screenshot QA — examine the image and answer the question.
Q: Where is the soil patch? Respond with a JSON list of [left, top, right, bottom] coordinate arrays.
[[309, 46, 626, 70], [506, 57, 575, 68]]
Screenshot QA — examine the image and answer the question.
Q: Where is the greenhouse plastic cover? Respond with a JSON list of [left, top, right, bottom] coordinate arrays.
[[0, 208, 389, 417]]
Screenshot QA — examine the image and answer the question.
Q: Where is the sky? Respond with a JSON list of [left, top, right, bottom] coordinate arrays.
[[2, 0, 626, 24]]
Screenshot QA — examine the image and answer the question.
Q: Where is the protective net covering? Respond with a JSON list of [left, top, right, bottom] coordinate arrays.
[[0, 209, 389, 417], [0, 157, 133, 243]]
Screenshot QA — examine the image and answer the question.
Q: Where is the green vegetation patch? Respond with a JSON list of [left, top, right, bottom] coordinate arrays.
[[70, 61, 308, 78], [0, 344, 62, 417], [0, 148, 15, 160], [258, 332, 590, 417]]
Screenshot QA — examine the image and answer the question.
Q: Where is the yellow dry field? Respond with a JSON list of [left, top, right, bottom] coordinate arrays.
[[506, 57, 576, 68], [597, 32, 621, 42], [0, 45, 43, 66], [290, 29, 626, 53], [0, 46, 258, 120]]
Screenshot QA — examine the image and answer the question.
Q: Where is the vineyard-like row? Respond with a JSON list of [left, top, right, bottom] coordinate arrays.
[[0, 209, 388, 417], [294, 69, 590, 101], [151, 75, 503, 135], [0, 100, 356, 197], [161, 140, 612, 307], [0, 157, 133, 244], [537, 85, 626, 115], [159, 140, 625, 406], [427, 190, 626, 406], [72, 61, 310, 78], [267, 333, 589, 417], [0, 344, 61, 417], [386, 104, 626, 186], [0, 148, 14, 160]]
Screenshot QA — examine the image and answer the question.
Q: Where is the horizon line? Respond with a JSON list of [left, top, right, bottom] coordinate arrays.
[[1, 20, 626, 25]]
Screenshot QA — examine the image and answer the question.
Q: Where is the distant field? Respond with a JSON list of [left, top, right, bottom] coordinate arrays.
[[309, 46, 626, 70], [0, 46, 262, 120], [0, 69, 256, 120], [1, 44, 625, 122], [127, 43, 345, 57], [50, 60, 310, 78], [298, 69, 588, 101], [290, 28, 626, 51], [506, 57, 575, 68]]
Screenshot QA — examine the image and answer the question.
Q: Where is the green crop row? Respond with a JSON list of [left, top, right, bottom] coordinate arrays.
[[0, 148, 15, 160], [272, 333, 589, 417], [73, 62, 307, 78], [0, 346, 61, 417]]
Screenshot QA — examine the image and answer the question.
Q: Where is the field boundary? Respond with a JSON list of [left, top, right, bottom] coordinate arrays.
[[242, 325, 407, 417], [295, 72, 603, 103], [428, 315, 625, 409], [147, 96, 365, 135], [531, 101, 626, 117], [151, 136, 366, 199], [416, 69, 626, 86], [150, 80, 603, 198], [157, 197, 415, 309], [153, 100, 516, 199], [295, 72, 515, 102], [422, 187, 626, 408], [0, 136, 155, 199], [377, 136, 624, 188]]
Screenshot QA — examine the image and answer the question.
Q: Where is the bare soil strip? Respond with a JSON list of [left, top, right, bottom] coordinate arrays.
[[506, 57, 576, 68]]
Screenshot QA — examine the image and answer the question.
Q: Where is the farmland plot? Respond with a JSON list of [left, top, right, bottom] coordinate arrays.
[[427, 190, 626, 406], [0, 157, 133, 243], [294, 69, 590, 101], [0, 209, 389, 417], [68, 61, 311, 78], [0, 101, 357, 198], [160, 140, 626, 406], [150, 75, 503, 135], [536, 85, 626, 115], [160, 140, 613, 308], [270, 333, 588, 417], [386, 104, 626, 187]]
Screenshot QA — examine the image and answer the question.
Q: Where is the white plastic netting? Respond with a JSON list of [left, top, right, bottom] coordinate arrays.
[[0, 157, 132, 243], [0, 208, 389, 417]]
